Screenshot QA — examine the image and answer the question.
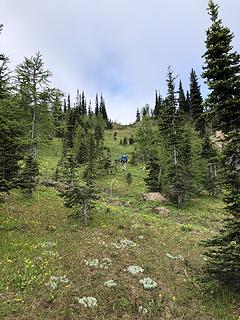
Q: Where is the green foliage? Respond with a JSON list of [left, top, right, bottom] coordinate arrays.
[[135, 108, 141, 122], [189, 69, 204, 133], [15, 52, 53, 160], [0, 98, 24, 192], [144, 155, 162, 192], [202, 1, 240, 134], [126, 172, 133, 185], [123, 137, 128, 145], [202, 1, 240, 289], [60, 154, 97, 225], [18, 155, 39, 196]]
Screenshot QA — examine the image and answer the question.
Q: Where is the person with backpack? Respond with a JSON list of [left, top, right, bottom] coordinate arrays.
[[120, 154, 128, 171]]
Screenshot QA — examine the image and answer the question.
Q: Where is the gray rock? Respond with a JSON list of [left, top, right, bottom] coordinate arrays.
[[142, 192, 167, 202], [153, 207, 171, 217]]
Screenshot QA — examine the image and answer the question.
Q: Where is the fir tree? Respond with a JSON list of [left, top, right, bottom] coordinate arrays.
[[51, 89, 64, 138], [153, 90, 162, 117], [189, 69, 204, 133], [201, 134, 220, 196], [0, 98, 23, 193], [144, 155, 162, 192], [16, 52, 52, 160], [63, 99, 67, 113], [202, 1, 240, 133], [160, 67, 192, 206], [129, 135, 134, 145], [60, 153, 97, 226], [95, 94, 99, 116], [178, 81, 187, 114], [67, 94, 71, 110], [202, 0, 240, 289], [81, 91, 87, 115], [136, 108, 141, 122], [18, 154, 39, 196]]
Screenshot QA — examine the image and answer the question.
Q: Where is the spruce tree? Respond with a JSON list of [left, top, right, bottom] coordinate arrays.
[[189, 69, 204, 133], [0, 27, 24, 195], [159, 67, 192, 207], [0, 99, 23, 193], [178, 81, 187, 114], [136, 108, 141, 122], [202, 0, 240, 289], [153, 90, 162, 117], [144, 155, 162, 192], [60, 153, 97, 226], [95, 94, 99, 116]]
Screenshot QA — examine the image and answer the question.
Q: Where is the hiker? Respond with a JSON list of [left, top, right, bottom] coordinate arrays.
[[120, 154, 128, 171]]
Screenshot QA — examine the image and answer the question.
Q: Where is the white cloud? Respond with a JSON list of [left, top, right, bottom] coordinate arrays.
[[1, 0, 240, 123]]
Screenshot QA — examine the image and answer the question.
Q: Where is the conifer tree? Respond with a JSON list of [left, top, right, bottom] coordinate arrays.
[[16, 52, 52, 160], [201, 134, 220, 196], [0, 25, 24, 195], [51, 89, 64, 137], [0, 99, 23, 193], [67, 94, 71, 110], [95, 94, 99, 116], [81, 91, 87, 115], [189, 69, 204, 133], [136, 108, 141, 122], [160, 67, 192, 207], [144, 155, 162, 192], [63, 99, 67, 113], [202, 0, 240, 289], [178, 81, 187, 114], [60, 153, 97, 226], [153, 90, 162, 117]]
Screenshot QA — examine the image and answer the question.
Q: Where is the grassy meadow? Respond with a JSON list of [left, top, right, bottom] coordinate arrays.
[[0, 127, 239, 320]]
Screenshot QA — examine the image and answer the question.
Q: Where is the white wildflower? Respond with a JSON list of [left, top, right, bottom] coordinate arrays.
[[100, 258, 112, 269], [127, 265, 144, 275], [77, 296, 97, 308], [113, 239, 138, 249], [45, 275, 70, 289], [84, 259, 99, 268], [139, 305, 148, 314], [45, 281, 58, 290], [40, 241, 57, 249], [139, 235, 144, 240], [104, 280, 117, 288], [166, 253, 185, 261], [140, 277, 157, 290]]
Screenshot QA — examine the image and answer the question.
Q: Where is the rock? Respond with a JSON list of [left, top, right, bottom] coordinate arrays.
[[40, 178, 67, 192], [153, 207, 171, 217], [142, 192, 167, 202], [108, 199, 129, 206]]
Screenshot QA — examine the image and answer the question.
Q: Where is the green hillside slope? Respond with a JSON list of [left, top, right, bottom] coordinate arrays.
[[0, 128, 239, 320]]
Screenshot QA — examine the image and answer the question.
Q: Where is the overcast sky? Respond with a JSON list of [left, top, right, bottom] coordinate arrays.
[[1, 0, 240, 123]]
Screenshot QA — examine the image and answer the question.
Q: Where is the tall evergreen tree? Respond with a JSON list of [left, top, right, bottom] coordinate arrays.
[[202, 0, 240, 289], [0, 25, 24, 195], [67, 94, 71, 110], [178, 81, 187, 114], [95, 94, 99, 116], [15, 52, 52, 160], [153, 90, 162, 117], [81, 91, 87, 115], [144, 155, 162, 192], [189, 69, 204, 132], [136, 108, 141, 122], [160, 67, 192, 206]]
